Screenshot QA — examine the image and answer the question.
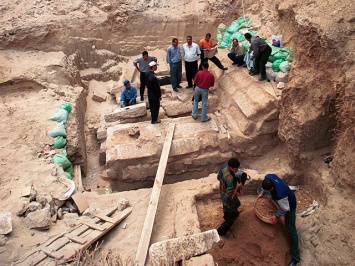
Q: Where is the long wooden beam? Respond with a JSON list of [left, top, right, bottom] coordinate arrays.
[[134, 123, 175, 266]]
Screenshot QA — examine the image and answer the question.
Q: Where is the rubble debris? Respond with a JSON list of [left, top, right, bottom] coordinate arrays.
[[24, 206, 51, 230], [118, 198, 130, 211], [16, 199, 30, 216], [28, 202, 42, 212], [0, 212, 12, 235], [92, 90, 107, 102]]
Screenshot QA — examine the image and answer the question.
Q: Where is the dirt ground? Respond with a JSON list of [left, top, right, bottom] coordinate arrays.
[[197, 185, 316, 265]]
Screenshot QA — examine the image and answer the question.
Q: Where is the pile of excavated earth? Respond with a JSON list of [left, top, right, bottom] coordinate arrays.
[[0, 0, 354, 265]]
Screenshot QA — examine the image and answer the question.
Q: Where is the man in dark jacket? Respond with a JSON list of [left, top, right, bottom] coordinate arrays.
[[258, 174, 300, 266], [217, 158, 244, 236], [145, 61, 162, 124], [244, 33, 272, 81]]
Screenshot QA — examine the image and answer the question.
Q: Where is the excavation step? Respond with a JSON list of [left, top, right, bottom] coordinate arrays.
[[105, 116, 232, 191]]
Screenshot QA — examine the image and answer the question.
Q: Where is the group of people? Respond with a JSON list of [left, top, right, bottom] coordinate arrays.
[[227, 33, 272, 81], [119, 32, 272, 124], [217, 158, 300, 266]]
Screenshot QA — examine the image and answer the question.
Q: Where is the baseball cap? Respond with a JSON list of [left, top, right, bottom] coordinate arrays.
[[149, 61, 159, 67], [123, 80, 130, 86]]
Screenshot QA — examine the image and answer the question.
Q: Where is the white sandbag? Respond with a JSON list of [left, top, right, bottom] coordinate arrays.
[[275, 72, 288, 83], [279, 61, 291, 73], [266, 69, 277, 81], [48, 109, 69, 124], [48, 122, 67, 138]]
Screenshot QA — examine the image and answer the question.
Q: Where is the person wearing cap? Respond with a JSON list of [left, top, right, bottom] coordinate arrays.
[[191, 61, 214, 123], [216, 158, 243, 236], [198, 33, 228, 71], [166, 38, 182, 92], [120, 80, 137, 107], [133, 51, 158, 101], [257, 174, 300, 266], [145, 61, 162, 124], [182, 35, 201, 89]]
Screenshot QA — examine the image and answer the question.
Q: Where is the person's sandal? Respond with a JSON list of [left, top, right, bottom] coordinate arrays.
[[201, 117, 211, 123]]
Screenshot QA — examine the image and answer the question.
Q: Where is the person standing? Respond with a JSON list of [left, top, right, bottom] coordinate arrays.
[[133, 51, 158, 101], [216, 158, 243, 236], [199, 33, 228, 71], [166, 38, 182, 92], [228, 38, 247, 66], [120, 80, 137, 107], [182, 36, 201, 88], [191, 61, 214, 122], [257, 174, 300, 266], [244, 33, 272, 81], [145, 61, 162, 124]]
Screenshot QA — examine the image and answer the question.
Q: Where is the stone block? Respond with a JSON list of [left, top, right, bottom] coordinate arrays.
[[149, 229, 219, 266], [92, 90, 107, 102], [104, 103, 147, 122], [99, 141, 106, 164], [96, 127, 107, 142], [0, 212, 12, 235], [161, 100, 192, 117]]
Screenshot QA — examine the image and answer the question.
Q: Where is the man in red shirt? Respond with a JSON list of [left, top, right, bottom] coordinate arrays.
[[191, 61, 214, 122], [199, 33, 228, 71]]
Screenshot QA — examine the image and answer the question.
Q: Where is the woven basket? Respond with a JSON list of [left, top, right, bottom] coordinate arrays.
[[254, 197, 279, 224]]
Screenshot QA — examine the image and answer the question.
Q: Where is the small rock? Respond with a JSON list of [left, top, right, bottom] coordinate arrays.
[[17, 199, 30, 216], [0, 235, 8, 246], [82, 207, 98, 218], [57, 208, 63, 220], [29, 187, 37, 202], [0, 212, 12, 235], [37, 196, 48, 207], [122, 223, 127, 229], [28, 202, 42, 212], [92, 90, 107, 102], [118, 198, 130, 211]]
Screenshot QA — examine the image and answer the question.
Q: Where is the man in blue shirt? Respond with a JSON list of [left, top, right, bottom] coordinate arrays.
[[258, 174, 300, 266], [166, 38, 182, 92], [120, 80, 137, 107]]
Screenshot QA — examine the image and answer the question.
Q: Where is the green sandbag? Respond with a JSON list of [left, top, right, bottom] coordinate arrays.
[[242, 41, 251, 51], [64, 172, 73, 180], [268, 54, 277, 63], [48, 109, 69, 124], [64, 165, 74, 178], [48, 122, 67, 138], [60, 102, 72, 114], [53, 136, 67, 149], [53, 154, 72, 170], [272, 59, 284, 72]]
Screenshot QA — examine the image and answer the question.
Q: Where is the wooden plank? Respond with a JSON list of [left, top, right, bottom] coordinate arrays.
[[65, 233, 87, 244], [57, 207, 133, 261], [82, 222, 107, 231], [41, 247, 64, 260], [42, 237, 70, 254], [14, 206, 120, 265], [14, 251, 47, 266], [95, 214, 116, 224], [134, 123, 175, 266], [74, 165, 84, 192]]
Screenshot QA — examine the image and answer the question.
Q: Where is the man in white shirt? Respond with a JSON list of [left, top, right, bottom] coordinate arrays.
[[182, 36, 201, 88]]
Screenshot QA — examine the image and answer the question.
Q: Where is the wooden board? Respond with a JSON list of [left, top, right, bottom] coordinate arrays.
[[14, 206, 131, 265], [134, 123, 175, 266]]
